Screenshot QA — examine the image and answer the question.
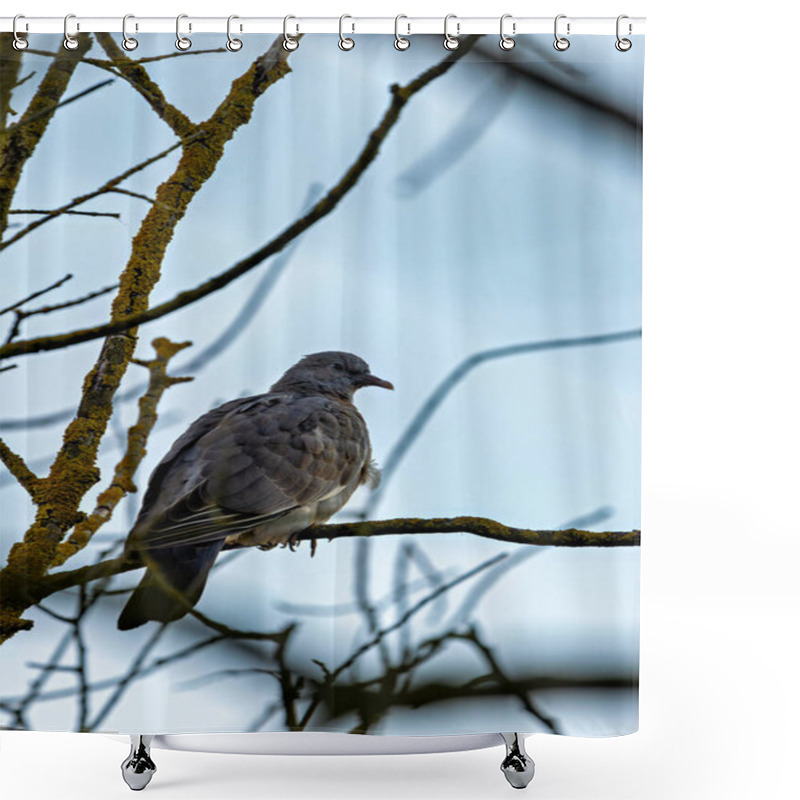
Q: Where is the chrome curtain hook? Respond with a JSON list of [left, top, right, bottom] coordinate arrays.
[[394, 15, 410, 50], [499, 14, 516, 50], [227, 15, 243, 51], [121, 14, 138, 51], [63, 13, 79, 50], [176, 14, 192, 50], [338, 14, 355, 51], [283, 15, 299, 51], [443, 14, 460, 50], [12, 15, 29, 51], [554, 14, 570, 51], [615, 14, 632, 51]]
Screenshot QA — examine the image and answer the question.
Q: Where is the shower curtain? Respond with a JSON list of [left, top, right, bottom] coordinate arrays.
[[0, 29, 643, 740]]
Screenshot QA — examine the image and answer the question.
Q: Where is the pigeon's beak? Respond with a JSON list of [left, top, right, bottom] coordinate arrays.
[[358, 373, 394, 391]]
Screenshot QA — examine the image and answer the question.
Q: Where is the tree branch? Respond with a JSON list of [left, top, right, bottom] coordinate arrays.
[[51, 337, 192, 568], [1, 134, 200, 251], [0, 35, 298, 644], [0, 35, 483, 361], [292, 518, 641, 548], [8, 518, 638, 614], [0, 437, 41, 500], [0, 34, 91, 235], [93, 33, 195, 139]]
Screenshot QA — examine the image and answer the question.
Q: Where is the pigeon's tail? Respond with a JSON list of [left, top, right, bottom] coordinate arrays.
[[117, 541, 226, 630]]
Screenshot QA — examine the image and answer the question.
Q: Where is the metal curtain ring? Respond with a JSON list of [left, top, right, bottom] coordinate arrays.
[[554, 14, 570, 51], [227, 15, 243, 51], [443, 14, 460, 50], [394, 15, 410, 50], [499, 14, 515, 50], [12, 15, 28, 50], [63, 13, 79, 50], [122, 14, 138, 51], [615, 14, 632, 51], [175, 14, 192, 50], [338, 14, 355, 50], [283, 15, 299, 51]]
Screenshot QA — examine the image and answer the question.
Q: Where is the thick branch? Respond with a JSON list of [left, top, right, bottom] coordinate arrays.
[[0, 35, 483, 361], [51, 337, 192, 568]]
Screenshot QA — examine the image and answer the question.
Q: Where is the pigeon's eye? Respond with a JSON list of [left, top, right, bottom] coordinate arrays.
[[332, 363, 345, 372]]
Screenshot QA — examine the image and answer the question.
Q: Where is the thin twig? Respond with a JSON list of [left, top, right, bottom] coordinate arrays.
[[7, 79, 115, 131], [1, 273, 73, 315], [1, 135, 199, 251]]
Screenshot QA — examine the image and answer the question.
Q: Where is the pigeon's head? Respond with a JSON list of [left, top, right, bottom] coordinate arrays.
[[271, 351, 394, 400]]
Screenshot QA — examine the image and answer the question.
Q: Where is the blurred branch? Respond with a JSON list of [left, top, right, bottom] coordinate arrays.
[[0, 35, 483, 361], [51, 337, 192, 568], [363, 328, 642, 516]]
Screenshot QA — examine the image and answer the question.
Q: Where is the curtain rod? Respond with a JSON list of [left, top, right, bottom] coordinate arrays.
[[1, 16, 646, 36]]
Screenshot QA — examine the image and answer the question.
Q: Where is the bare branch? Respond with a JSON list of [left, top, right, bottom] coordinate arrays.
[[4, 283, 118, 345], [0, 34, 92, 235], [15, 517, 638, 611], [7, 78, 115, 131], [9, 209, 120, 218], [1, 135, 198, 251], [293, 517, 641, 548], [51, 337, 192, 567], [0, 35, 298, 643], [0, 437, 41, 500], [0, 35, 484, 361], [93, 34, 195, 139], [0, 273, 73, 315]]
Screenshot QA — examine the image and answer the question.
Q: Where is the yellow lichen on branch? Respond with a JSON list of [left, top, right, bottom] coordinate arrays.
[[0, 36, 297, 644], [51, 338, 192, 568]]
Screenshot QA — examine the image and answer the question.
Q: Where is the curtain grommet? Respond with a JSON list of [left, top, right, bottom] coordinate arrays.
[[338, 14, 355, 51], [394, 15, 410, 50], [12, 14, 29, 50], [226, 15, 243, 51], [499, 14, 516, 50], [63, 13, 79, 50], [443, 14, 460, 50], [121, 14, 139, 51], [175, 14, 192, 51], [283, 15, 299, 51], [554, 15, 570, 51], [615, 15, 632, 51]]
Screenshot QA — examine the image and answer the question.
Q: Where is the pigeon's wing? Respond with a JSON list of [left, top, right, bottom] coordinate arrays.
[[128, 394, 370, 550]]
